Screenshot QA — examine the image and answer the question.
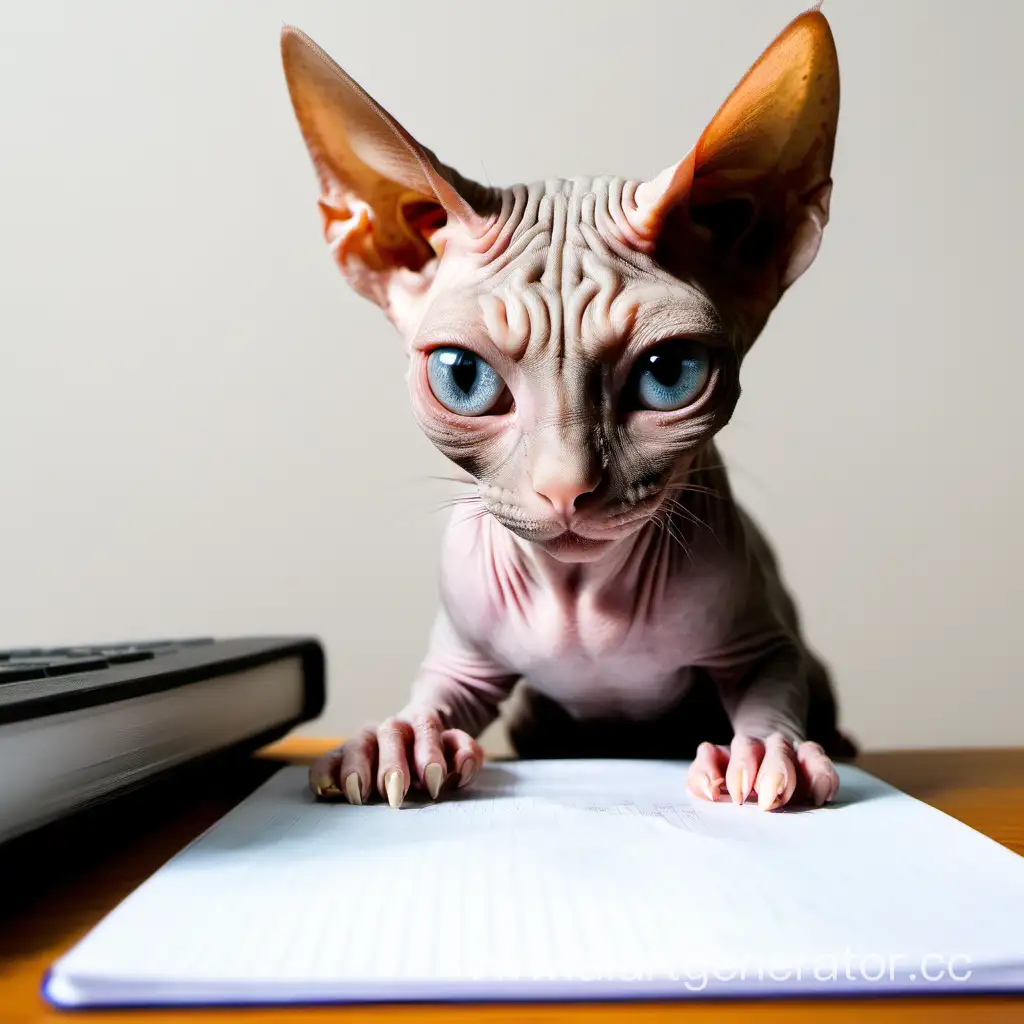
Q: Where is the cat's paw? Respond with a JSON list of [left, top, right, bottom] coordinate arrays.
[[686, 733, 839, 811], [308, 710, 483, 809]]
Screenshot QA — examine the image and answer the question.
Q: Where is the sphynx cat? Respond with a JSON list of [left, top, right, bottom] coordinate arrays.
[[282, 7, 855, 813]]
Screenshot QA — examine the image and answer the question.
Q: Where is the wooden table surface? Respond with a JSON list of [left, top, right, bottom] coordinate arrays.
[[2, 742, 1022, 1024]]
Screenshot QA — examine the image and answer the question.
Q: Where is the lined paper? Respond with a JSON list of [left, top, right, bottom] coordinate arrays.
[[46, 759, 1024, 1006]]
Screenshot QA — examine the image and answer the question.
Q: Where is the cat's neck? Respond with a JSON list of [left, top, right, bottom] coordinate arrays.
[[506, 525, 652, 589]]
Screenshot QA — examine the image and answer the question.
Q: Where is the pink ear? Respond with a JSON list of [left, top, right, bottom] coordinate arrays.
[[627, 8, 839, 292], [280, 26, 492, 310]]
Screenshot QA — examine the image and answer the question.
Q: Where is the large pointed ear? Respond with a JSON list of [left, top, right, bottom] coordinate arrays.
[[280, 27, 492, 315], [630, 8, 839, 295]]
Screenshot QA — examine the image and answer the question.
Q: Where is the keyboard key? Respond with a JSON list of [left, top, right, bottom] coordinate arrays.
[[131, 638, 213, 650], [0, 665, 48, 682], [42, 658, 109, 676], [104, 650, 155, 665], [0, 639, 214, 679]]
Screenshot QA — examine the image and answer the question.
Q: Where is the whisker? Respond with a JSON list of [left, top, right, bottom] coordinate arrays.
[[453, 508, 493, 529], [395, 475, 476, 492], [679, 461, 727, 476], [664, 482, 723, 499], [424, 474, 477, 484], [661, 496, 714, 533], [424, 491, 488, 520], [430, 493, 483, 507], [660, 510, 693, 565], [661, 498, 721, 547], [429, 502, 475, 516]]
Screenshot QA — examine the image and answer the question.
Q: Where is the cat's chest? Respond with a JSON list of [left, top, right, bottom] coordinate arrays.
[[441, 533, 739, 704], [491, 582, 661, 668]]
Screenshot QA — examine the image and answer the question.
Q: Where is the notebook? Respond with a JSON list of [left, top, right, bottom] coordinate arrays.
[[45, 758, 1024, 1007]]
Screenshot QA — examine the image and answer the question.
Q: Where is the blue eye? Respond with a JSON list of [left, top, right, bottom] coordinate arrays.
[[426, 347, 509, 416], [632, 340, 710, 411]]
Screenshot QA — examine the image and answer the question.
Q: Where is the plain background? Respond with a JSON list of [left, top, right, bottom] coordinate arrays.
[[1, 1, 1020, 752]]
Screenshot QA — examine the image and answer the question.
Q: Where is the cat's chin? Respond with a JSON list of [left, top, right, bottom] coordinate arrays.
[[534, 532, 619, 564]]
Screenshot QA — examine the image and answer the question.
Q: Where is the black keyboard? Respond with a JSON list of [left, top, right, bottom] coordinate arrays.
[[0, 635, 326, 848], [0, 635, 326, 730], [0, 638, 216, 683]]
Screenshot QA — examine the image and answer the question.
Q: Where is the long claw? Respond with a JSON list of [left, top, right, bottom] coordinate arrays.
[[345, 772, 362, 805], [458, 758, 477, 789], [739, 769, 752, 804], [811, 776, 831, 806], [313, 773, 339, 799], [385, 770, 405, 809], [425, 762, 444, 800], [758, 771, 785, 812]]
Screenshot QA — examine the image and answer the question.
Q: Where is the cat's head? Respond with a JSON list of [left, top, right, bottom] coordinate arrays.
[[281, 10, 838, 563]]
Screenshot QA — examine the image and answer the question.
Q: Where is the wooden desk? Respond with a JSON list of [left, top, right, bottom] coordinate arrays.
[[2, 744, 1022, 1023]]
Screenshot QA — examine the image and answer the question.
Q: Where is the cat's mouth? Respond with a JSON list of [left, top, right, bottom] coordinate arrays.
[[482, 492, 662, 558], [522, 510, 658, 561], [539, 530, 617, 561]]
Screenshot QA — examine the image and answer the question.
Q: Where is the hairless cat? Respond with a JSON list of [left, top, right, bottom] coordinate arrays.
[[282, 6, 855, 813]]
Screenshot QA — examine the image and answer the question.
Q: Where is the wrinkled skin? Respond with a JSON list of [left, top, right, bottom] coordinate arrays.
[[282, 10, 854, 812]]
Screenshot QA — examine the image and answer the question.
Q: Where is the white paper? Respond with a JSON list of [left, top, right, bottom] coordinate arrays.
[[46, 759, 1024, 1006]]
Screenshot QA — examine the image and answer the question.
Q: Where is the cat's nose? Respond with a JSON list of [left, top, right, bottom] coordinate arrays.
[[532, 461, 601, 520]]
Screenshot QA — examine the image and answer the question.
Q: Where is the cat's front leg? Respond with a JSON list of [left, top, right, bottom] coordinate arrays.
[[686, 734, 838, 811], [685, 648, 840, 811], [309, 608, 519, 808], [309, 709, 484, 808]]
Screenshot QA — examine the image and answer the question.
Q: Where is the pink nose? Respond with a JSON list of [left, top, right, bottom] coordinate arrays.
[[532, 468, 600, 519]]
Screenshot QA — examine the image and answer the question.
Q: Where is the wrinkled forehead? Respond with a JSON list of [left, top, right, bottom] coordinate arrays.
[[415, 176, 724, 362]]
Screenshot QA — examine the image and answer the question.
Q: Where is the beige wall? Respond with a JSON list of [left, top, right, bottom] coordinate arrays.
[[1, 1, 1021, 752]]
